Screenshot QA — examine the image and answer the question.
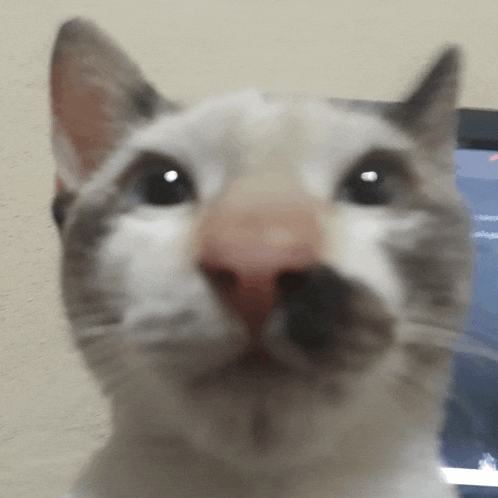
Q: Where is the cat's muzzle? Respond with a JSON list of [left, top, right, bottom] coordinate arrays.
[[214, 264, 396, 378]]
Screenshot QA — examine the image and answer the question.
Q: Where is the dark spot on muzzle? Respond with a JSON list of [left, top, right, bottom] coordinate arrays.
[[279, 265, 353, 354]]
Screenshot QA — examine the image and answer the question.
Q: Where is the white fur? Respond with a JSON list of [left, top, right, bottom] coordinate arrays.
[[51, 24, 465, 494], [70, 91, 460, 497]]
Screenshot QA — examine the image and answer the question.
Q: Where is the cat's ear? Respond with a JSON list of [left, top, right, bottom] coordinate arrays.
[[50, 18, 177, 194], [386, 47, 460, 164]]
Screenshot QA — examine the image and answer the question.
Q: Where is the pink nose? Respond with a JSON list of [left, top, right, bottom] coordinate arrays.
[[198, 177, 324, 335]]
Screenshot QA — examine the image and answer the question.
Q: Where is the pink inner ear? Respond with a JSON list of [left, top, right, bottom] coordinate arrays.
[[51, 50, 115, 186]]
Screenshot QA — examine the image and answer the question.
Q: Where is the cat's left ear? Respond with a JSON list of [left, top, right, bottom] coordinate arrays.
[[50, 18, 177, 196], [386, 47, 460, 165]]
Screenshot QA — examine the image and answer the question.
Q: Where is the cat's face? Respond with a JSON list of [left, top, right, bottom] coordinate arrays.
[[51, 20, 472, 471]]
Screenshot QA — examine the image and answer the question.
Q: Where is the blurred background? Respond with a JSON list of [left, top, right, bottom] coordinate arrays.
[[1, 1, 496, 497]]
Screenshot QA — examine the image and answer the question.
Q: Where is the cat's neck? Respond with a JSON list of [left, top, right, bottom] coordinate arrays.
[[73, 415, 452, 498], [70, 368, 456, 498]]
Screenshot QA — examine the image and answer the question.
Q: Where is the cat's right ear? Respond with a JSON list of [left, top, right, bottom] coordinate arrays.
[[385, 47, 460, 169], [50, 18, 177, 225]]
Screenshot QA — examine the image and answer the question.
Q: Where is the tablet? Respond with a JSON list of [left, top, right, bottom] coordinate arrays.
[[440, 108, 498, 497]]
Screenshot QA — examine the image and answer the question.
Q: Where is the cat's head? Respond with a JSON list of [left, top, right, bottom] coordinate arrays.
[[50, 19, 472, 470]]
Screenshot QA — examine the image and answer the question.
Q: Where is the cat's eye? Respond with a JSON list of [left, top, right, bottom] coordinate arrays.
[[341, 168, 393, 205], [339, 150, 411, 206], [127, 153, 196, 206]]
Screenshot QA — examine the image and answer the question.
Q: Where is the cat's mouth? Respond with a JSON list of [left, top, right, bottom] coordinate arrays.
[[237, 345, 291, 375], [190, 343, 295, 393], [240, 346, 274, 367]]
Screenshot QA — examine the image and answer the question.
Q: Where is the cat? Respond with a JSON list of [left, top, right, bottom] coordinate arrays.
[[51, 18, 472, 498]]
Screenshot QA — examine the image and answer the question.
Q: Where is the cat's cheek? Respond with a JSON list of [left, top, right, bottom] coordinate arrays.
[[96, 207, 247, 371], [99, 207, 196, 299], [338, 210, 406, 316]]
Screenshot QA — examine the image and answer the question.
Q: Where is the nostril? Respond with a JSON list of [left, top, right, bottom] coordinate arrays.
[[215, 269, 238, 289], [200, 263, 238, 291], [277, 271, 307, 294], [199, 261, 277, 332]]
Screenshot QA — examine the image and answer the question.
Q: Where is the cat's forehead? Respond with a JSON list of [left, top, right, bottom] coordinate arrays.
[[127, 87, 413, 170]]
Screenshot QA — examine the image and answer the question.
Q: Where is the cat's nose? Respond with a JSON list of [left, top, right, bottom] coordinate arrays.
[[198, 176, 325, 335]]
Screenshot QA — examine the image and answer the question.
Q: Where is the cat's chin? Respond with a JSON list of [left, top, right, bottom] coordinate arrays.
[[160, 324, 393, 470], [170, 349, 342, 460], [173, 364, 359, 475]]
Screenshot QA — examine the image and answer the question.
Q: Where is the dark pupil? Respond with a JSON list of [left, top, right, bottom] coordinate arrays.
[[344, 170, 390, 205], [139, 170, 194, 206]]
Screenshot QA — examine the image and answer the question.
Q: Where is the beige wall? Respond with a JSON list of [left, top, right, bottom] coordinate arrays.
[[1, 1, 496, 497]]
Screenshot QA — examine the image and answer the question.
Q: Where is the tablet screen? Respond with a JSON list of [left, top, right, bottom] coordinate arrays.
[[441, 149, 498, 496]]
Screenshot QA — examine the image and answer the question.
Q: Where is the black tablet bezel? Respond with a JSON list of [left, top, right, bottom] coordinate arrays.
[[458, 108, 498, 151]]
